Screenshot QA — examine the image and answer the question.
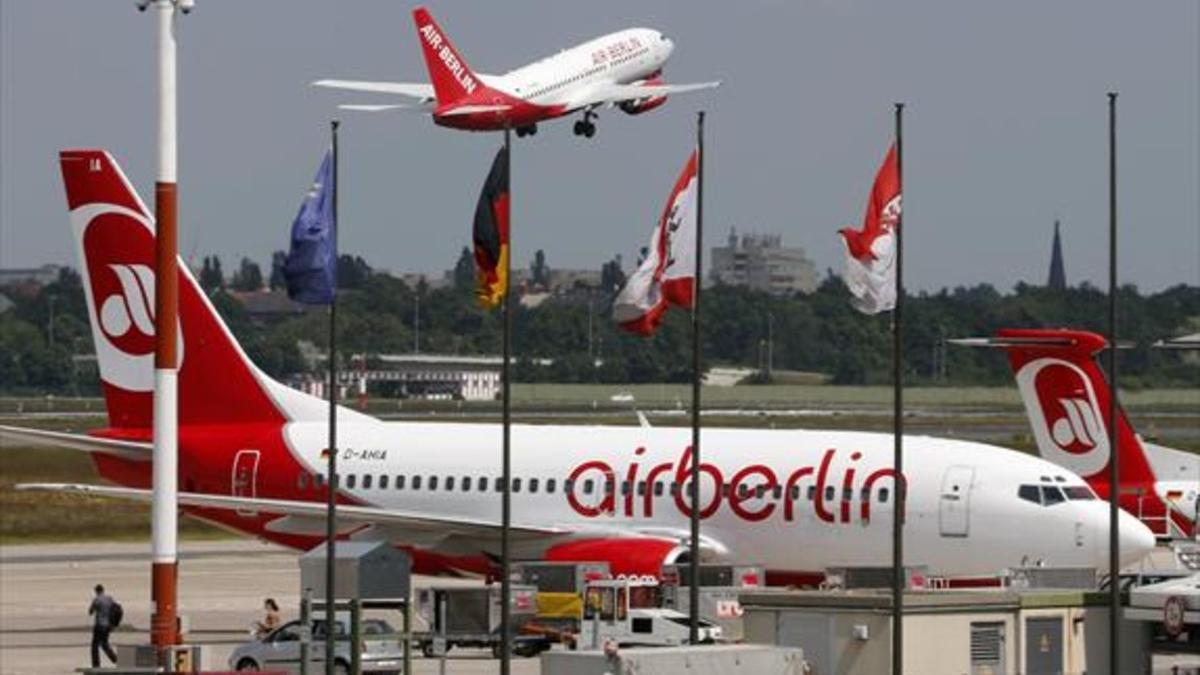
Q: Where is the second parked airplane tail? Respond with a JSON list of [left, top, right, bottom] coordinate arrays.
[[59, 150, 356, 432]]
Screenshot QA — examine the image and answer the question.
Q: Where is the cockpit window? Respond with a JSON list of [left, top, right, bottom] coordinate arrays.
[[1063, 486, 1096, 500], [1041, 486, 1066, 506], [1018, 485, 1041, 505]]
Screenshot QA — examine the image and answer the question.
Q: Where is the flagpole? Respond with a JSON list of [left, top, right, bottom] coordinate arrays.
[[324, 118, 340, 675], [688, 110, 705, 645], [499, 125, 513, 675], [891, 102, 905, 675], [1106, 90, 1121, 674]]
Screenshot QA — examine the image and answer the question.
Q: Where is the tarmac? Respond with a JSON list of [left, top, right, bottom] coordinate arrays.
[[2, 539, 1197, 674], [0, 540, 536, 674]]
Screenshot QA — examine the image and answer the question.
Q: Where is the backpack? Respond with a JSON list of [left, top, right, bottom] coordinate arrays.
[[109, 602, 124, 629]]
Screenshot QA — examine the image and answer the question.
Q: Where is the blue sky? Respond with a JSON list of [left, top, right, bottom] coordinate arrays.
[[2, 1, 1196, 291]]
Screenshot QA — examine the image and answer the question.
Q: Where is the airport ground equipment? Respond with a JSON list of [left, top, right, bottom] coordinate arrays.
[[108, 644, 205, 673], [541, 644, 806, 675], [414, 585, 550, 659], [297, 542, 412, 675], [578, 578, 721, 649], [512, 560, 611, 636], [1126, 572, 1200, 652], [660, 563, 764, 642]]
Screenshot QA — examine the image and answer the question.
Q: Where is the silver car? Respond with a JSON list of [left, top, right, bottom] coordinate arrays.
[[228, 617, 403, 674]]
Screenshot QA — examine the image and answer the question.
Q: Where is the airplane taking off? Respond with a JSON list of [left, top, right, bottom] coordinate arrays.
[[955, 329, 1199, 540], [312, 7, 719, 138], [2, 151, 1155, 584]]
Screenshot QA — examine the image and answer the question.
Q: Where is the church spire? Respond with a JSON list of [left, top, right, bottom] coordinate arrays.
[[1047, 219, 1066, 290]]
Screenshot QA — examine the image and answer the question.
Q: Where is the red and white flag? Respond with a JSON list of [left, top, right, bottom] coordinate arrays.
[[613, 151, 699, 335], [839, 145, 901, 314]]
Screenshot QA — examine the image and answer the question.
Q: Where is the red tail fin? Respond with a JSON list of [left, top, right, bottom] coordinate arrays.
[[995, 328, 1158, 495], [60, 150, 294, 429], [412, 7, 482, 105]]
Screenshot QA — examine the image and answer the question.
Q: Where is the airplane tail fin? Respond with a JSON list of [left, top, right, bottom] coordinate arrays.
[[59, 150, 349, 430], [412, 7, 483, 105], [986, 328, 1158, 493]]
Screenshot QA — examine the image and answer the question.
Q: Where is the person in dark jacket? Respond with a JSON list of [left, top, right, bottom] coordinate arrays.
[[88, 584, 119, 667]]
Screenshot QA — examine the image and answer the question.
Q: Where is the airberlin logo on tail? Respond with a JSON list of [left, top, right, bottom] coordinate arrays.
[[74, 203, 183, 393], [419, 23, 477, 95], [1015, 357, 1110, 478], [99, 264, 156, 352]]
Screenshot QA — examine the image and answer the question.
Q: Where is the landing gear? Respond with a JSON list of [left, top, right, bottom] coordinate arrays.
[[515, 124, 538, 138], [572, 110, 597, 138]]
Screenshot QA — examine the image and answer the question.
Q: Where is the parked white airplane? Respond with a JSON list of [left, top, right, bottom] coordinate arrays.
[[313, 7, 718, 138], [5, 150, 1155, 585]]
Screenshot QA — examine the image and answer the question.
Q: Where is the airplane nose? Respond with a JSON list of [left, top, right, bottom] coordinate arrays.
[[1092, 506, 1156, 571], [1117, 510, 1156, 567]]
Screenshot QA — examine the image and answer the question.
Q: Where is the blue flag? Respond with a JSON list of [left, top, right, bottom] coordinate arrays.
[[284, 150, 336, 304]]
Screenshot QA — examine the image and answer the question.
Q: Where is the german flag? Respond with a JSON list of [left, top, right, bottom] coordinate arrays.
[[472, 146, 510, 309]]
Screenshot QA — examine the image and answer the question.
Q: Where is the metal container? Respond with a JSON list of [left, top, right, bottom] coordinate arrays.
[[513, 560, 611, 594], [299, 541, 411, 600]]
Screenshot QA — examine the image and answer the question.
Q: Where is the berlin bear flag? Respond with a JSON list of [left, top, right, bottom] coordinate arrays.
[[839, 145, 901, 314], [613, 151, 699, 335]]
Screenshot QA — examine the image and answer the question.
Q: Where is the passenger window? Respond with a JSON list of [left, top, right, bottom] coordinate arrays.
[[478, 477, 488, 492], [512, 478, 522, 493], [529, 478, 539, 494], [860, 487, 871, 502], [315, 474, 325, 488], [1041, 486, 1065, 506], [756, 485, 767, 499], [1018, 484, 1040, 504], [429, 476, 438, 491], [879, 487, 890, 503], [670, 482, 680, 496], [298, 473, 309, 490], [737, 484, 750, 499], [654, 482, 664, 497], [495, 477, 504, 492], [721, 484, 732, 498], [621, 481, 630, 496], [412, 476, 422, 490], [379, 475, 388, 490], [807, 486, 816, 501], [791, 485, 801, 500], [825, 486, 835, 502], [396, 475, 405, 490], [842, 487, 852, 502], [361, 474, 372, 489], [604, 480, 614, 495], [446, 476, 455, 491], [346, 474, 357, 489], [773, 485, 783, 500], [462, 476, 471, 492], [584, 479, 595, 495], [547, 479, 557, 494], [636, 481, 646, 496]]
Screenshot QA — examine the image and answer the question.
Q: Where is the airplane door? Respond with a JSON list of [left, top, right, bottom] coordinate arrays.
[[939, 466, 974, 537], [232, 449, 260, 516]]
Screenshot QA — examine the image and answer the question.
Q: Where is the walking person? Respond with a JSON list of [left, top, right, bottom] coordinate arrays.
[[88, 584, 120, 668]]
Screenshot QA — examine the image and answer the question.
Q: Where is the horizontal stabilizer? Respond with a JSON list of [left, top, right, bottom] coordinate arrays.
[[0, 426, 150, 460], [312, 79, 436, 100]]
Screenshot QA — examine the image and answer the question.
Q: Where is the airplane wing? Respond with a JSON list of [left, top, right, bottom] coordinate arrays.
[[17, 483, 565, 540], [338, 104, 431, 113], [312, 79, 436, 101], [566, 80, 720, 110], [0, 425, 150, 460]]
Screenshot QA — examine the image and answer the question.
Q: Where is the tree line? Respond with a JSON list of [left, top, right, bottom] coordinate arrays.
[[1, 254, 1197, 395]]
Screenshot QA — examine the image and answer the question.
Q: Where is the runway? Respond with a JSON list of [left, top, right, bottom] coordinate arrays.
[[0, 540, 535, 674]]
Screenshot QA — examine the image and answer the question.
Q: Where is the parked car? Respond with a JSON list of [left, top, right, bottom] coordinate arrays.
[[228, 616, 403, 674]]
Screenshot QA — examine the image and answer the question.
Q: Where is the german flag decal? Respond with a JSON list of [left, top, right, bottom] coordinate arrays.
[[472, 146, 510, 309]]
